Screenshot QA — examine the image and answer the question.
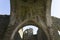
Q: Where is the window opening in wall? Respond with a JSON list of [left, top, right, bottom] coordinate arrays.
[[18, 25, 38, 39], [58, 30, 60, 35], [14, 25, 48, 40]]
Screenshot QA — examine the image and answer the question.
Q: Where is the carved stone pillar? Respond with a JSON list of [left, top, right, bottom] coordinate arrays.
[[3, 0, 53, 40]]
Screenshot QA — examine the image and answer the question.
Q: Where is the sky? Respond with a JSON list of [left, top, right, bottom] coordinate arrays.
[[51, 0, 60, 18], [0, 0, 10, 15], [0, 0, 60, 18]]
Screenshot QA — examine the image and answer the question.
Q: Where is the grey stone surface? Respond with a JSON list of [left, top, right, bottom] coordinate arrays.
[[0, 15, 60, 40], [10, 0, 52, 40], [52, 17, 60, 40], [0, 15, 10, 40]]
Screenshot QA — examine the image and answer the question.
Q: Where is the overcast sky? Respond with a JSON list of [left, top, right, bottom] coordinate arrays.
[[0, 0, 60, 18]]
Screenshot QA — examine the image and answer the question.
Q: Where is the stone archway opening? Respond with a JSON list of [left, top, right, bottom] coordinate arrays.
[[14, 25, 48, 40]]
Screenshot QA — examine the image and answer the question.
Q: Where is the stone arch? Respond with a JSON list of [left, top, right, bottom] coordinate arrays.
[[10, 19, 50, 40]]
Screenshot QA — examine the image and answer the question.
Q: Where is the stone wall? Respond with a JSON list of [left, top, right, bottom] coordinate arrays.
[[10, 0, 52, 25], [52, 17, 60, 40], [0, 15, 10, 40], [0, 15, 60, 40]]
